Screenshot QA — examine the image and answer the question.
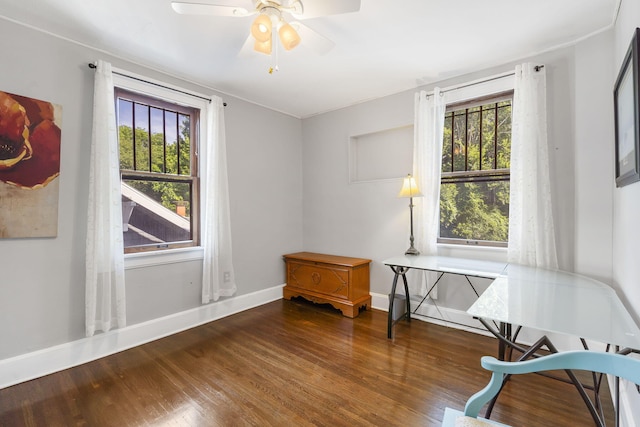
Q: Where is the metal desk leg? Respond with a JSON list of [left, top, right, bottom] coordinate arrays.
[[387, 266, 410, 339], [401, 269, 411, 323], [498, 322, 507, 361], [387, 271, 400, 339], [498, 322, 513, 361]]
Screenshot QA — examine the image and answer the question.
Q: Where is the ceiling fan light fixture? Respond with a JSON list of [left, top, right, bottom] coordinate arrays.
[[172, 0, 361, 62], [251, 13, 272, 43], [278, 22, 301, 51]]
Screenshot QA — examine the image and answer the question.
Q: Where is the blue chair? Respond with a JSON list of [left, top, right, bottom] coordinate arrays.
[[442, 350, 640, 427]]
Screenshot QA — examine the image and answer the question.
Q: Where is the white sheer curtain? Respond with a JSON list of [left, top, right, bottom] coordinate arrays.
[[508, 63, 558, 269], [201, 96, 236, 303], [412, 89, 446, 295], [85, 60, 126, 337]]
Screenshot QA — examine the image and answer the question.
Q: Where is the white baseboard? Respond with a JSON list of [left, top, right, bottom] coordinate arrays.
[[0, 284, 285, 390], [371, 292, 493, 337]]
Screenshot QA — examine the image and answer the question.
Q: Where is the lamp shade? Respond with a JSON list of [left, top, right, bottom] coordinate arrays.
[[398, 174, 422, 198], [254, 37, 272, 55], [278, 22, 301, 51], [251, 14, 272, 43]]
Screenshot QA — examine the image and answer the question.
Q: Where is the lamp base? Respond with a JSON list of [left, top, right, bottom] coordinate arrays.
[[405, 246, 420, 256]]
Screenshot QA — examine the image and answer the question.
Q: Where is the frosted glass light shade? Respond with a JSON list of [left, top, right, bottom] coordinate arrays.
[[251, 14, 272, 42], [254, 37, 272, 55], [278, 22, 301, 51], [398, 174, 422, 198]]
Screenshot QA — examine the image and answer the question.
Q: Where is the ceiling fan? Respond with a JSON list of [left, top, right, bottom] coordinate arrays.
[[171, 0, 361, 57]]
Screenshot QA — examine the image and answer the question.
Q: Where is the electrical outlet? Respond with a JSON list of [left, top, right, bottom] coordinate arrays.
[[223, 272, 230, 282]]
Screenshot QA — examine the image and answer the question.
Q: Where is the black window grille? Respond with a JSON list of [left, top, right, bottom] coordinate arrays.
[[439, 93, 512, 246], [115, 88, 200, 253]]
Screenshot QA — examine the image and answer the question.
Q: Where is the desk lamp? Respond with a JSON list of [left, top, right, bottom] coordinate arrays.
[[398, 174, 422, 255]]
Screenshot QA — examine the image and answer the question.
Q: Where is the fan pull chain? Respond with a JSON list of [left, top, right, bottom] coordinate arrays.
[[269, 25, 280, 74]]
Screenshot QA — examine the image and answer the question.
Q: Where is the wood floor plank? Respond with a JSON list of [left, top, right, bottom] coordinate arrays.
[[0, 299, 614, 426]]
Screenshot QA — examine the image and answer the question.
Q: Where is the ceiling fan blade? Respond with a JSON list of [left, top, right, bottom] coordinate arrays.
[[171, 2, 251, 17], [238, 34, 258, 57], [292, 0, 361, 19], [290, 22, 335, 55]]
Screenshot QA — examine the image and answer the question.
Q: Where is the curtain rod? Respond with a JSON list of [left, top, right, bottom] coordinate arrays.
[[427, 64, 545, 97], [88, 63, 227, 106]]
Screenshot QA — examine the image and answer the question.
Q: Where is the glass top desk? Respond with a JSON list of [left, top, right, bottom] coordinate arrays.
[[467, 264, 640, 427], [384, 255, 640, 351], [385, 256, 640, 426], [467, 264, 640, 352], [383, 255, 508, 339]]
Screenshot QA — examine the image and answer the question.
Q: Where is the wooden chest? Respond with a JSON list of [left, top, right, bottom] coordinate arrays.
[[283, 252, 371, 318]]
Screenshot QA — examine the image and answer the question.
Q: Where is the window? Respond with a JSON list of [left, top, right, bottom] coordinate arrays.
[[439, 93, 512, 246], [115, 88, 200, 253]]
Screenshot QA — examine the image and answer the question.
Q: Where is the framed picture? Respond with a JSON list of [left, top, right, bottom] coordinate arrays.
[[0, 91, 62, 238], [614, 27, 640, 187]]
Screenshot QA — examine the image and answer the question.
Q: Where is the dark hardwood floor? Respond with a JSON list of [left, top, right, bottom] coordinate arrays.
[[0, 299, 613, 426]]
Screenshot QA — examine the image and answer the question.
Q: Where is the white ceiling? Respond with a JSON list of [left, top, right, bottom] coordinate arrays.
[[0, 0, 619, 118]]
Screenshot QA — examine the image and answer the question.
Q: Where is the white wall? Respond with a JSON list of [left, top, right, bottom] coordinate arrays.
[[573, 30, 615, 284], [0, 18, 303, 360], [612, 0, 640, 424], [613, 0, 640, 331], [301, 91, 415, 292]]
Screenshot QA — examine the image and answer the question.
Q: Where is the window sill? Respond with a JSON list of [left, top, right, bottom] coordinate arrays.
[[437, 242, 507, 263], [124, 246, 204, 270]]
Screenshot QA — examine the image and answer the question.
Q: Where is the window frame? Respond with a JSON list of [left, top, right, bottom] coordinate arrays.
[[437, 91, 514, 248], [112, 73, 206, 257]]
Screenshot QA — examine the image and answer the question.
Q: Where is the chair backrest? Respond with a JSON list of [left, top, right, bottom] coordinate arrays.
[[463, 350, 640, 419]]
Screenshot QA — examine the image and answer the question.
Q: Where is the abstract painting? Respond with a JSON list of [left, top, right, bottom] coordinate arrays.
[[0, 91, 62, 238]]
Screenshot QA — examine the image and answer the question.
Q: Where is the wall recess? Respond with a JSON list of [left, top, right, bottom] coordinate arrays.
[[349, 125, 413, 183]]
